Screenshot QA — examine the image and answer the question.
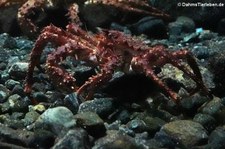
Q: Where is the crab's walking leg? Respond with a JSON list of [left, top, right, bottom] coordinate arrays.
[[87, 0, 171, 20], [24, 25, 73, 94], [76, 71, 113, 101], [132, 56, 180, 103], [171, 50, 210, 96], [76, 55, 122, 101], [45, 45, 79, 93]]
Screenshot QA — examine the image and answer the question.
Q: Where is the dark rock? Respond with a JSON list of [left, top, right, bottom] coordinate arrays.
[[158, 120, 208, 147], [8, 62, 28, 80], [0, 4, 21, 36], [137, 138, 162, 149], [205, 126, 225, 149], [0, 114, 24, 129], [116, 109, 130, 124], [176, 16, 195, 33], [81, 3, 119, 30], [217, 18, 225, 35], [127, 116, 165, 137], [127, 119, 148, 133], [23, 110, 40, 126], [15, 37, 34, 51], [143, 116, 166, 136], [63, 92, 81, 114], [135, 132, 161, 149], [75, 111, 106, 138], [0, 84, 10, 103], [200, 96, 224, 116], [129, 16, 167, 38], [191, 45, 214, 59], [0, 124, 55, 148], [154, 131, 177, 148], [0, 62, 7, 70], [110, 23, 131, 34], [78, 97, 114, 118], [3, 36, 17, 49], [92, 130, 140, 149], [4, 94, 30, 113], [11, 84, 25, 96], [52, 128, 91, 149], [193, 113, 217, 132], [30, 129, 55, 148], [0, 141, 30, 149], [5, 79, 20, 90], [209, 52, 225, 97], [215, 107, 225, 125], [168, 21, 183, 36], [168, 16, 195, 36], [32, 92, 49, 103], [0, 72, 10, 83], [180, 93, 209, 116], [198, 30, 218, 41], [44, 91, 65, 103]]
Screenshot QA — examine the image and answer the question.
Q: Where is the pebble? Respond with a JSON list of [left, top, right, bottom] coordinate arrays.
[[52, 128, 91, 149], [193, 113, 217, 132], [158, 120, 208, 147], [129, 16, 167, 38], [0, 124, 55, 148], [180, 93, 209, 116], [23, 110, 40, 126], [32, 92, 49, 103], [206, 126, 225, 149], [127, 119, 148, 133], [32, 106, 76, 133], [8, 62, 28, 79], [92, 130, 139, 149], [7, 94, 30, 112], [78, 97, 114, 118], [5, 79, 20, 90], [168, 16, 195, 36], [75, 111, 106, 138], [200, 96, 224, 116], [3, 36, 17, 49], [0, 84, 10, 103], [217, 18, 225, 35]]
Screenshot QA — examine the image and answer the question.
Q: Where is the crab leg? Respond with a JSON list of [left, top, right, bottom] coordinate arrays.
[[86, 0, 171, 20], [77, 52, 122, 100], [24, 25, 77, 94], [131, 55, 180, 103], [170, 50, 210, 95]]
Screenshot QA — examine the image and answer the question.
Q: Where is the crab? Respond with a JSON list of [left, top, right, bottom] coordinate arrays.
[[17, 0, 171, 37], [24, 23, 210, 104], [0, 0, 27, 7]]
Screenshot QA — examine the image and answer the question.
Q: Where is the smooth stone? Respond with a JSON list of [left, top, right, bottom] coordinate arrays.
[[159, 120, 208, 147]]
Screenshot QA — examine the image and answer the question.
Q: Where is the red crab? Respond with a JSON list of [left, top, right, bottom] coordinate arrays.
[[24, 23, 210, 103], [17, 0, 171, 37]]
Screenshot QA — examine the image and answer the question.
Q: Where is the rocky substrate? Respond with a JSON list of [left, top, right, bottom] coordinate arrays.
[[1, 16, 225, 149]]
